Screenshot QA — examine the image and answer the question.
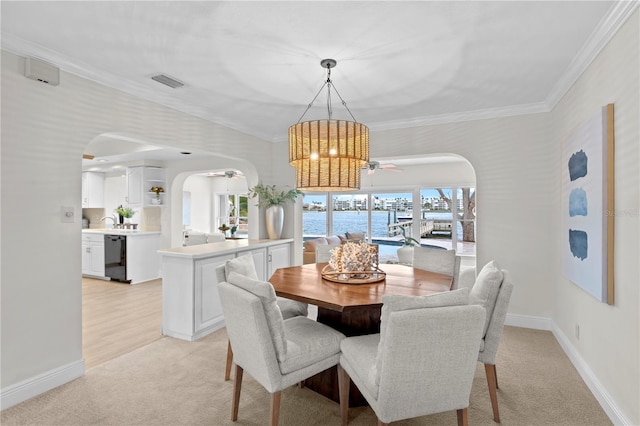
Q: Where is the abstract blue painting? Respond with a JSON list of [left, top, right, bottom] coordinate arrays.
[[561, 105, 614, 304]]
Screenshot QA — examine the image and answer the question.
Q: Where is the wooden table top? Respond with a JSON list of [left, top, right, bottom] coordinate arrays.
[[269, 263, 453, 312]]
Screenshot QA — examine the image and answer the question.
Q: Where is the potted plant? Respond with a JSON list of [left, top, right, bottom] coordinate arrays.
[[218, 223, 230, 234], [248, 184, 303, 239], [230, 225, 238, 238], [397, 226, 420, 264], [150, 186, 164, 204], [115, 205, 136, 224]]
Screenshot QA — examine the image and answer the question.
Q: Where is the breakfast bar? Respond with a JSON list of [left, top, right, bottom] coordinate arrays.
[[158, 238, 293, 341]]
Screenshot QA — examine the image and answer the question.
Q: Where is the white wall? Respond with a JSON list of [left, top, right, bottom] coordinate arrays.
[[365, 113, 556, 320], [551, 9, 639, 424], [104, 173, 128, 221], [0, 50, 273, 400]]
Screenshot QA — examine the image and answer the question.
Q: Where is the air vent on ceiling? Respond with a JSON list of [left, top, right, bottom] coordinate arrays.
[[151, 74, 184, 89]]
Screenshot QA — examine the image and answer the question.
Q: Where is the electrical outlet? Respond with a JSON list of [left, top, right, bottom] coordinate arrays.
[[575, 324, 580, 340]]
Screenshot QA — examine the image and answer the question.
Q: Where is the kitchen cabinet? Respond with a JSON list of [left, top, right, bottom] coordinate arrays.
[[82, 233, 105, 277], [126, 233, 161, 284], [194, 254, 235, 334], [159, 239, 293, 341], [82, 230, 161, 283], [246, 248, 267, 280], [267, 244, 290, 278], [126, 166, 166, 207], [81, 171, 105, 208]]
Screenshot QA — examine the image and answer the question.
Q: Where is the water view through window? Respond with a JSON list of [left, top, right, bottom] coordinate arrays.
[[303, 188, 476, 260]]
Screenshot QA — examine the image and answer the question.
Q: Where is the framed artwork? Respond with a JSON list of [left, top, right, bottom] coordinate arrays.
[[561, 104, 614, 304]]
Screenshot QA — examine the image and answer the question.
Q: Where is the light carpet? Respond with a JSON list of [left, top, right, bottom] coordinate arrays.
[[1, 326, 611, 425]]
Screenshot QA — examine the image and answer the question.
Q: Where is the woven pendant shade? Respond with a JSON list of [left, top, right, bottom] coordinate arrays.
[[289, 119, 369, 191]]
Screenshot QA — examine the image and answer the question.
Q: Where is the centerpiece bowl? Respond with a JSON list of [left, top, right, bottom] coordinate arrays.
[[321, 241, 386, 284]]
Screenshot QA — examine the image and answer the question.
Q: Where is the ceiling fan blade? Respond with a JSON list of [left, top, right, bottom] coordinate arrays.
[[377, 163, 403, 172], [82, 154, 95, 160]]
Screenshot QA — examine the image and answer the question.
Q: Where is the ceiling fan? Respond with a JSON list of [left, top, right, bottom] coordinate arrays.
[[207, 170, 243, 179], [365, 161, 403, 175]]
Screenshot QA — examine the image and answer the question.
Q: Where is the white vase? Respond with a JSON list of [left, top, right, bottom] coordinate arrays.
[[397, 245, 414, 265], [265, 205, 284, 240]]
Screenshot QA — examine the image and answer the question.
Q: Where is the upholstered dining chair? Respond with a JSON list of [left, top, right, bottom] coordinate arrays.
[[469, 261, 514, 423], [315, 244, 341, 263], [338, 289, 485, 426], [412, 246, 461, 289], [218, 271, 345, 426], [216, 255, 308, 381]]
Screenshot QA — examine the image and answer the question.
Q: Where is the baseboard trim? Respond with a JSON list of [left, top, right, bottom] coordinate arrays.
[[505, 313, 552, 330], [162, 319, 225, 342], [552, 324, 632, 425], [1, 359, 85, 410]]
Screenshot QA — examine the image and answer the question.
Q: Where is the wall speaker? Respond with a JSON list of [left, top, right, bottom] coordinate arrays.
[[24, 57, 60, 86]]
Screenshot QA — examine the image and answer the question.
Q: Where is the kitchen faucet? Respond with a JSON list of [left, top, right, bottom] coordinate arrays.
[[100, 215, 119, 228]]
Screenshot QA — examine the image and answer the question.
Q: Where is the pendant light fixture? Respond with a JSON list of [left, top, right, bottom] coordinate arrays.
[[289, 59, 369, 191]]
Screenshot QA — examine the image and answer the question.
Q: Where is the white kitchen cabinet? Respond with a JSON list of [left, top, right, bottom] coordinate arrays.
[[267, 243, 291, 278], [126, 166, 166, 208], [82, 233, 105, 277], [194, 254, 234, 334], [125, 167, 143, 206], [159, 239, 293, 341], [246, 248, 267, 281], [126, 233, 161, 284], [81, 171, 105, 208]]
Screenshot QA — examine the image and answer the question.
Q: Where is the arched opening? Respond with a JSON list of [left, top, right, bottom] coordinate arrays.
[[80, 132, 261, 368], [300, 154, 477, 267]]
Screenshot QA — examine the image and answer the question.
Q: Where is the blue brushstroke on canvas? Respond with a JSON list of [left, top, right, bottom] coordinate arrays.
[[569, 188, 588, 217], [568, 150, 588, 181], [569, 229, 588, 260]]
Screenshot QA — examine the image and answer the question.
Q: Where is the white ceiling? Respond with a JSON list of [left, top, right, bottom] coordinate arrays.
[[2, 1, 633, 168]]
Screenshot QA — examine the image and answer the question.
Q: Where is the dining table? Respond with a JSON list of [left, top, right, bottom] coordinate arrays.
[[269, 262, 453, 406]]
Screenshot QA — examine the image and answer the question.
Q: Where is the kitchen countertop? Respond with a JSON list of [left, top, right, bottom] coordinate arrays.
[[82, 229, 161, 236], [158, 238, 294, 259]]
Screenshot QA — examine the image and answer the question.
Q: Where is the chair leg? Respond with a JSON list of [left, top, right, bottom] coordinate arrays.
[[337, 364, 350, 426], [225, 340, 234, 381], [484, 363, 500, 423], [457, 408, 468, 426], [270, 391, 281, 426], [231, 365, 243, 421], [377, 421, 389, 426], [494, 364, 499, 389]]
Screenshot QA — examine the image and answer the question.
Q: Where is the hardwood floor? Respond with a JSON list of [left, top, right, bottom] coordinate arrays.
[[82, 277, 162, 369]]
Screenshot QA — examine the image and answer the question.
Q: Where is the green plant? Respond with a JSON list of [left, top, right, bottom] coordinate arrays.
[[399, 226, 420, 246], [115, 205, 136, 219], [230, 225, 238, 234], [248, 184, 303, 208], [218, 224, 230, 232]]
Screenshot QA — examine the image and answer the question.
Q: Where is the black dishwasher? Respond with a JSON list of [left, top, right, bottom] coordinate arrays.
[[104, 235, 129, 283]]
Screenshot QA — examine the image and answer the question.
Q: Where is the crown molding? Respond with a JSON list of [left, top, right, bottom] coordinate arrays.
[[366, 102, 551, 133], [545, 0, 639, 109], [269, 102, 550, 143], [1, 33, 275, 142], [5, 0, 637, 144]]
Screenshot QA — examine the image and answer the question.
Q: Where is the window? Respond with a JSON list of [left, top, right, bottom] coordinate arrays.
[[302, 187, 476, 260], [222, 193, 249, 237], [302, 194, 328, 237], [332, 194, 368, 239]]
